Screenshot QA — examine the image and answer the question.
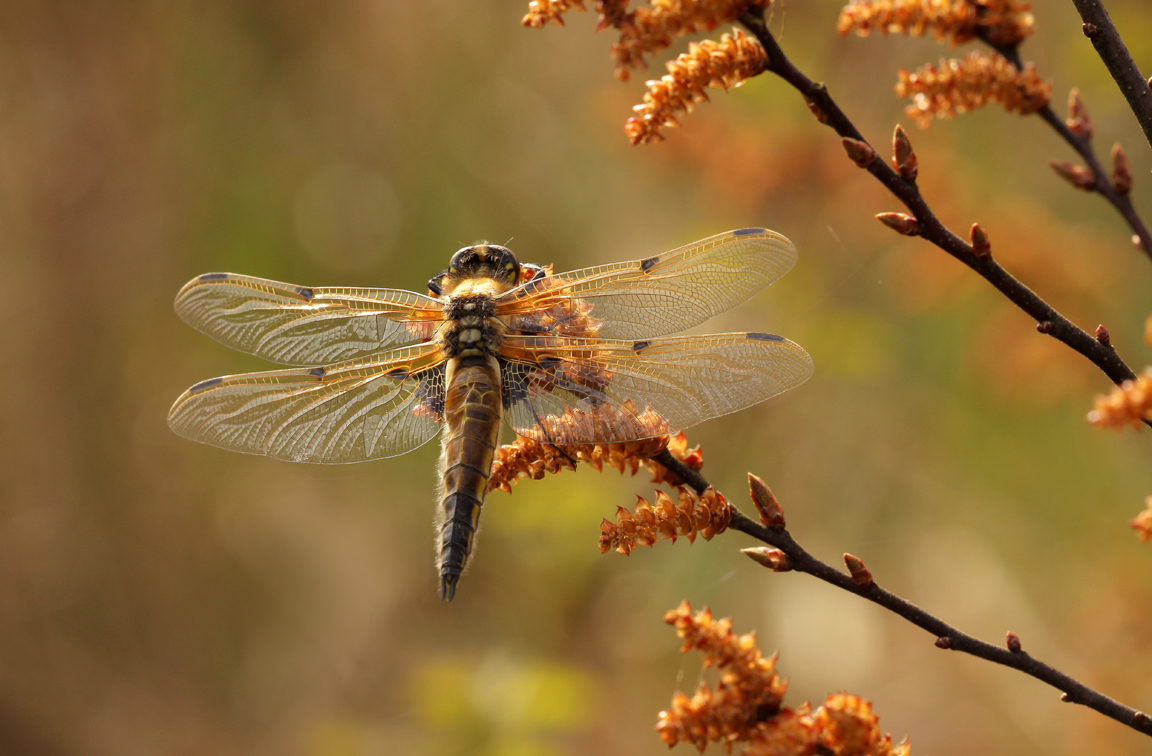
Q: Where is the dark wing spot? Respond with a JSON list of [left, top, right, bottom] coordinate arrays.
[[197, 273, 229, 282], [732, 227, 766, 237], [632, 340, 651, 352], [640, 255, 660, 272], [297, 287, 314, 301], [747, 332, 785, 342], [384, 367, 410, 380], [538, 355, 562, 369], [308, 367, 326, 377], [189, 377, 224, 393]]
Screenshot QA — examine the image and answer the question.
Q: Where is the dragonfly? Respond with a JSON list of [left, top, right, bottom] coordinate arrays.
[[168, 228, 813, 600]]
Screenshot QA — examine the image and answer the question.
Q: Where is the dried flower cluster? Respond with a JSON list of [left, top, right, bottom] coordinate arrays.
[[598, 486, 731, 553], [1131, 497, 1152, 544], [523, 0, 770, 79], [626, 29, 767, 144], [837, 0, 1034, 47], [896, 52, 1050, 128], [658, 602, 910, 755], [1086, 370, 1152, 429], [489, 426, 703, 493], [658, 601, 788, 750], [610, 0, 771, 80]]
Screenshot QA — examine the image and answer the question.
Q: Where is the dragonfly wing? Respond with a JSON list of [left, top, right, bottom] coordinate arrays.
[[168, 343, 447, 463], [500, 332, 812, 445], [496, 228, 797, 340], [175, 273, 445, 366]]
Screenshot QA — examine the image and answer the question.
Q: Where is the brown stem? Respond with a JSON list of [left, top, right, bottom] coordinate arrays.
[[738, 9, 1140, 391], [1069, 0, 1152, 151], [650, 449, 1152, 738], [982, 36, 1152, 263]]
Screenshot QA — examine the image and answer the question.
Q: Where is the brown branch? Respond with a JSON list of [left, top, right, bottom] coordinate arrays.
[[1069, 0, 1152, 152], [737, 8, 1140, 391], [981, 37, 1152, 263], [650, 449, 1152, 739]]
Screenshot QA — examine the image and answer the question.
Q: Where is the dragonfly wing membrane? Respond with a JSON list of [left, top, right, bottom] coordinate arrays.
[[497, 228, 796, 340], [168, 343, 446, 463], [175, 273, 444, 366], [500, 332, 812, 445]]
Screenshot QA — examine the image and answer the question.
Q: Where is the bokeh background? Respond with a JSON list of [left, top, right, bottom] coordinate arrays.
[[3, 1, 1152, 754]]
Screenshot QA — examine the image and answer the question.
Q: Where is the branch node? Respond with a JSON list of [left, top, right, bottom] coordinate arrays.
[[1062, 692, 1072, 702], [892, 125, 918, 181], [1006, 631, 1022, 653], [742, 546, 792, 572], [970, 223, 992, 258], [841, 137, 877, 168], [935, 636, 953, 649], [844, 553, 874, 588], [806, 100, 829, 125], [1095, 325, 1111, 347], [1036, 321, 1053, 334], [1082, 22, 1098, 38], [1136, 711, 1149, 724], [749, 473, 785, 529], [876, 212, 919, 236]]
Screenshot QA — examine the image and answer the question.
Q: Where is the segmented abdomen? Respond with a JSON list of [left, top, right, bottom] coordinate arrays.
[[437, 356, 502, 600]]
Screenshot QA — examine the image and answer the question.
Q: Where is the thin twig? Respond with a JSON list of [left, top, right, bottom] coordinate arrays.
[[738, 8, 1140, 391], [983, 36, 1152, 262], [1069, 0, 1152, 151], [650, 449, 1152, 738]]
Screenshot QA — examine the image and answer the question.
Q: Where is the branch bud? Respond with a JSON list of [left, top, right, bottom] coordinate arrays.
[[1095, 325, 1111, 347], [935, 636, 953, 649], [1036, 320, 1053, 334], [1111, 143, 1132, 195], [1065, 88, 1094, 140], [844, 553, 873, 588], [742, 547, 791, 572], [876, 212, 919, 236], [970, 223, 991, 258], [1049, 160, 1097, 191], [749, 473, 785, 529], [806, 100, 829, 124], [1006, 631, 1022, 653], [892, 125, 918, 181], [841, 137, 877, 168]]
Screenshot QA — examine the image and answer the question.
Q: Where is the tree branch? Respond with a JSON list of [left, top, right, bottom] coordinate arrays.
[[738, 8, 1141, 390], [650, 449, 1152, 739], [984, 35, 1152, 263], [1069, 0, 1152, 151]]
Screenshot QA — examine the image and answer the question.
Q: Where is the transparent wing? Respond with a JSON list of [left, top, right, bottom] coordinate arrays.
[[500, 332, 812, 444], [495, 228, 796, 340], [168, 342, 447, 463], [174, 273, 446, 366]]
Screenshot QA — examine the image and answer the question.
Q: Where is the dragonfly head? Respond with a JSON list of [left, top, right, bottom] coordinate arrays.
[[447, 243, 521, 289]]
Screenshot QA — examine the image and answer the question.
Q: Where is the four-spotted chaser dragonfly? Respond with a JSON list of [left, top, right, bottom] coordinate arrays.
[[168, 228, 813, 600]]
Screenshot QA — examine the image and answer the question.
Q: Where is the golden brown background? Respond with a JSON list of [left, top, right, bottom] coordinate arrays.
[[3, 1, 1152, 754]]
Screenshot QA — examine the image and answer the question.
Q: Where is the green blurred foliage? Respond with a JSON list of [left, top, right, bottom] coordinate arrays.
[[2, 1, 1152, 755]]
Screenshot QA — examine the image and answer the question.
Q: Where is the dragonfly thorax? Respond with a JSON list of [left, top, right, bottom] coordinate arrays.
[[443, 293, 503, 359]]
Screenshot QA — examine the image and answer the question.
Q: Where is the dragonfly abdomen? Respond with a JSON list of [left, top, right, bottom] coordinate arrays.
[[437, 355, 502, 601]]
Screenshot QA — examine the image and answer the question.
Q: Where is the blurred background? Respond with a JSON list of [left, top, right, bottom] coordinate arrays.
[[3, 0, 1152, 754]]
